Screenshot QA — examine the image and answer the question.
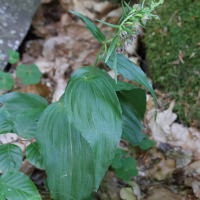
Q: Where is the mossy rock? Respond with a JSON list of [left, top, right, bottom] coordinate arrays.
[[143, 0, 200, 126]]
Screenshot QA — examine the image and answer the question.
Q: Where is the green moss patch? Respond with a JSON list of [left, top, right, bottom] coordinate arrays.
[[143, 0, 200, 126]]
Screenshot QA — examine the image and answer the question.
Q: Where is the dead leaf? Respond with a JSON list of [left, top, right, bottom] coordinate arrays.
[[19, 159, 36, 177], [147, 108, 177, 143], [189, 52, 195, 58], [166, 148, 192, 168], [129, 57, 140, 66], [148, 158, 176, 181], [187, 160, 200, 174], [168, 123, 189, 146], [178, 50, 184, 63], [102, 171, 121, 200], [192, 181, 200, 198], [146, 95, 155, 111], [24, 81, 51, 100], [120, 188, 137, 200], [0, 133, 30, 154], [172, 58, 180, 65], [98, 7, 123, 29], [182, 127, 200, 160], [42, 36, 73, 59], [127, 181, 141, 200], [143, 188, 182, 200], [34, 56, 55, 73], [71, 0, 95, 20]]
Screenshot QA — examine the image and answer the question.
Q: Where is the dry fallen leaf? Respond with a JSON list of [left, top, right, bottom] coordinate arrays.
[[148, 158, 176, 181], [34, 56, 55, 74], [168, 123, 189, 146], [120, 188, 137, 200], [142, 188, 182, 200], [187, 160, 200, 174], [127, 181, 141, 200], [166, 148, 192, 168], [42, 36, 73, 58], [192, 181, 200, 198], [18, 159, 36, 177], [182, 127, 200, 160], [147, 108, 177, 143], [129, 57, 140, 66], [0, 133, 30, 154]]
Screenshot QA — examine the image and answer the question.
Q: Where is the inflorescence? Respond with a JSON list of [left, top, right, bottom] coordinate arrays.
[[114, 0, 164, 54]]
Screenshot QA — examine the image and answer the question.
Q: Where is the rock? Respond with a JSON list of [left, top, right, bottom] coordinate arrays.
[[0, 0, 41, 69]]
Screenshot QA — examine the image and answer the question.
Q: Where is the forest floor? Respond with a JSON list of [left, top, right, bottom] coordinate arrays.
[[1, 0, 200, 199]]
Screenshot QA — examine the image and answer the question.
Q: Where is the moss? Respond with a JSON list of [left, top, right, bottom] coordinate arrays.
[[143, 0, 200, 126]]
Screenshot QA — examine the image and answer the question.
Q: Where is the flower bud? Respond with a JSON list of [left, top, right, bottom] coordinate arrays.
[[132, 21, 140, 30], [142, 13, 150, 25], [128, 34, 137, 42], [116, 46, 124, 54], [133, 4, 141, 12], [119, 30, 127, 39], [100, 53, 106, 58], [124, 40, 130, 47]]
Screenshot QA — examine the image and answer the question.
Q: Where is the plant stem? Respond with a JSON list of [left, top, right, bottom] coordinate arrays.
[[106, 38, 114, 43], [121, 13, 135, 25], [87, 45, 104, 79]]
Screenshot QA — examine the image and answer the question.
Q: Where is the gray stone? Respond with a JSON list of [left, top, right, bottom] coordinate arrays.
[[0, 0, 41, 70]]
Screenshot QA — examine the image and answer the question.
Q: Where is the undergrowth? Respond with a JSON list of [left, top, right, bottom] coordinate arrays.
[[143, 0, 200, 126]]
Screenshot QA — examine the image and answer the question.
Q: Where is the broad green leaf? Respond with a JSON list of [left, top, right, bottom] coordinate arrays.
[[7, 50, 19, 64], [69, 11, 105, 43], [117, 92, 145, 146], [111, 148, 127, 169], [105, 35, 119, 63], [0, 188, 5, 200], [0, 92, 48, 119], [16, 64, 42, 85], [139, 139, 156, 150], [69, 66, 138, 91], [65, 69, 123, 189], [101, 53, 157, 110], [13, 108, 44, 139], [36, 101, 95, 200], [96, 20, 119, 28], [0, 144, 23, 172], [0, 71, 14, 90], [26, 142, 45, 169], [0, 108, 12, 134], [119, 88, 146, 120], [0, 172, 41, 200]]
